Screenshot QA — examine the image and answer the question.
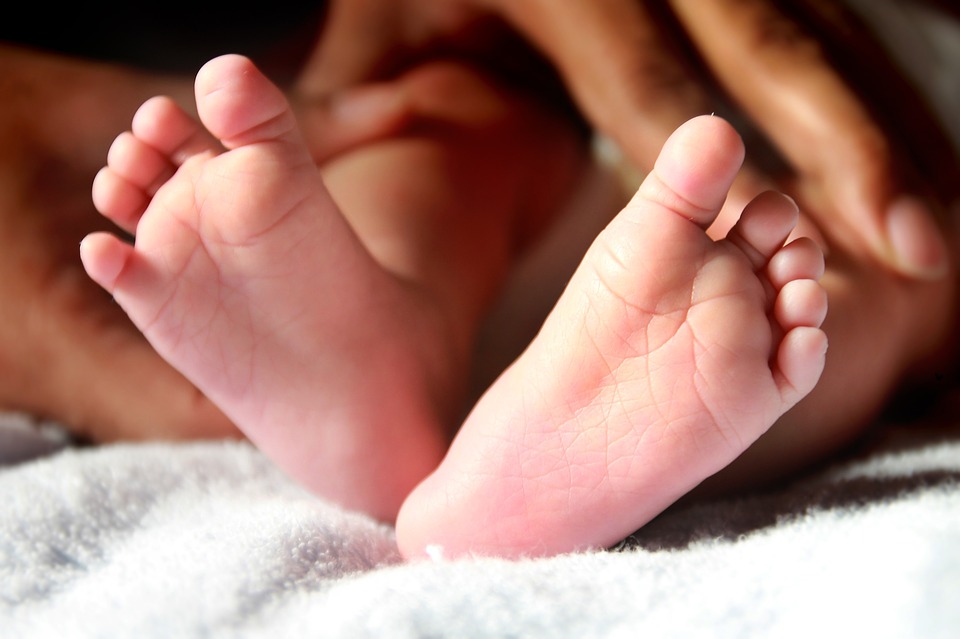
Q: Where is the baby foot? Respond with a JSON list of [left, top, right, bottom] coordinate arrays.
[[396, 115, 828, 559], [80, 54, 450, 521]]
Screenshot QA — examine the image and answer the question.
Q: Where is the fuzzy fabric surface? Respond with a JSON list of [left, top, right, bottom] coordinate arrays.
[[2, 409, 959, 638], [3, 2, 959, 637]]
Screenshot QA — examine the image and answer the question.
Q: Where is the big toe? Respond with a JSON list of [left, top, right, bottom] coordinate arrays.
[[634, 115, 745, 229], [194, 54, 302, 150]]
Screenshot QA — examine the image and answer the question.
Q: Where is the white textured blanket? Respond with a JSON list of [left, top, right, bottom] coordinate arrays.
[[4, 3, 960, 637], [2, 411, 959, 638]]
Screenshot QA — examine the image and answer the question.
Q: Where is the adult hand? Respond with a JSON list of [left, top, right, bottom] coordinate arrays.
[[297, 0, 958, 279]]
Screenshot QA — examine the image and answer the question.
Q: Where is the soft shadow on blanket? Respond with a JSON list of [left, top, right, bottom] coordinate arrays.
[[624, 411, 960, 551]]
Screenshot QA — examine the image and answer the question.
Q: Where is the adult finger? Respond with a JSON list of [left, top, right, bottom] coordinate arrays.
[[787, 0, 960, 208], [295, 0, 407, 94], [482, 0, 783, 245], [487, 0, 714, 169], [669, 0, 954, 279], [290, 81, 415, 164]]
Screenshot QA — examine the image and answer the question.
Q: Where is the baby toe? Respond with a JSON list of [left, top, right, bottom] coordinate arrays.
[[767, 237, 825, 289], [775, 326, 829, 402], [91, 167, 149, 233], [775, 279, 828, 330], [726, 191, 800, 269], [107, 132, 175, 195]]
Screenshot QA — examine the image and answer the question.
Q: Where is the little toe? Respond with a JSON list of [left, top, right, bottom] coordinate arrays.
[[725, 192, 800, 269], [80, 230, 167, 320], [79, 232, 136, 294], [775, 326, 828, 402]]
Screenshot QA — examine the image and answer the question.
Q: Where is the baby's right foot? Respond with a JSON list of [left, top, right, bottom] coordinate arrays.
[[398, 116, 829, 559], [80, 55, 453, 520]]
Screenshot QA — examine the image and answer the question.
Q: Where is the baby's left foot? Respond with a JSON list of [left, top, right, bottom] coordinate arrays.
[[80, 55, 453, 520], [397, 116, 828, 559]]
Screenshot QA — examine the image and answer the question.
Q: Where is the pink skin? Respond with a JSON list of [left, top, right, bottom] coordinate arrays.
[[80, 53, 827, 559], [79, 54, 585, 523], [80, 55, 452, 521], [396, 117, 828, 559]]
